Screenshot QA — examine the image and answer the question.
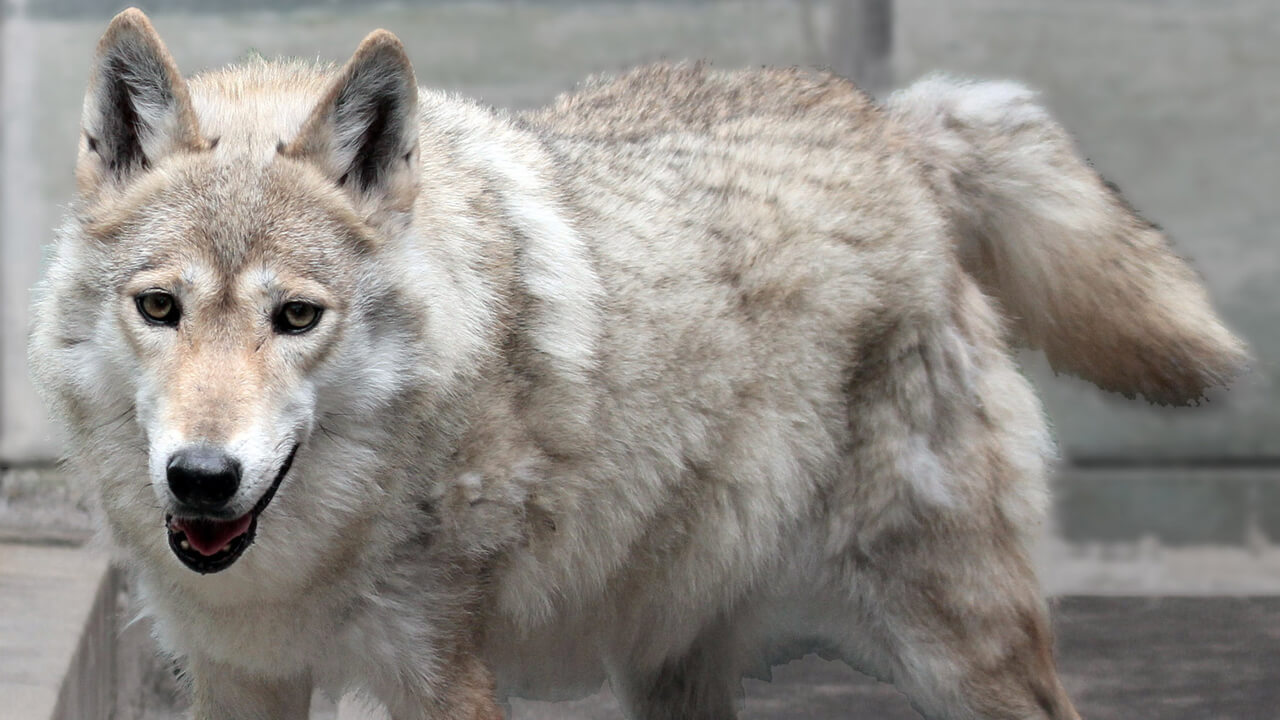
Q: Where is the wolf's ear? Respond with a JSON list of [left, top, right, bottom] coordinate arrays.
[[80, 8, 204, 189], [282, 30, 419, 214]]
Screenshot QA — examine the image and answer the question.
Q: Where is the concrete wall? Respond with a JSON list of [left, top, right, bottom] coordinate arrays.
[[2, 0, 1276, 470]]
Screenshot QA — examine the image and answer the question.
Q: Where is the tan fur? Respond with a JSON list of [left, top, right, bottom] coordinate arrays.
[[29, 9, 1244, 720], [77, 9, 206, 197], [889, 77, 1248, 404]]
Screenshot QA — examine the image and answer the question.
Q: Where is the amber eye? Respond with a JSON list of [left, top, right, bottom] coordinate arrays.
[[274, 301, 322, 334], [135, 291, 180, 327]]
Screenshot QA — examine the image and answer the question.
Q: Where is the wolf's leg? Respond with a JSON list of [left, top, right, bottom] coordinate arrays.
[[613, 626, 741, 720], [824, 278, 1080, 719], [379, 652, 504, 720], [833, 526, 1080, 720], [188, 657, 311, 720]]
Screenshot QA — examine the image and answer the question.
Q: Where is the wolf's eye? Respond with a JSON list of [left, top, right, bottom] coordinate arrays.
[[274, 301, 322, 334], [136, 291, 180, 327]]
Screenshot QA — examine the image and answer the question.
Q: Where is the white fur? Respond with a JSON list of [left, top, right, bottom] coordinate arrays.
[[29, 22, 1243, 719]]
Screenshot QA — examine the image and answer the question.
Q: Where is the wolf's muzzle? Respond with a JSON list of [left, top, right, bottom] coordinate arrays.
[[166, 444, 298, 574]]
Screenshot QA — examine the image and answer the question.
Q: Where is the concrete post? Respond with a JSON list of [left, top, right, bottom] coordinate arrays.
[[829, 0, 893, 94], [1, 0, 58, 464]]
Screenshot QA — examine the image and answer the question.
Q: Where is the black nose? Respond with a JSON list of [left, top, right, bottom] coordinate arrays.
[[167, 447, 241, 509]]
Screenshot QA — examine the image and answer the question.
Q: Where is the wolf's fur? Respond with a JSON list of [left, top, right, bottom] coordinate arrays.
[[29, 9, 1246, 720]]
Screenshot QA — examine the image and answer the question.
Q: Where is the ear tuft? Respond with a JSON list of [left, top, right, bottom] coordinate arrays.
[[281, 29, 419, 213], [81, 8, 202, 188]]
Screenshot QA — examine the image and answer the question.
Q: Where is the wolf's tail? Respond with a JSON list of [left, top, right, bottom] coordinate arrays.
[[888, 75, 1247, 405]]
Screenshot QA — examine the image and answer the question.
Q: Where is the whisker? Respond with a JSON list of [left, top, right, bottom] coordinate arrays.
[[318, 424, 340, 442], [90, 405, 136, 433]]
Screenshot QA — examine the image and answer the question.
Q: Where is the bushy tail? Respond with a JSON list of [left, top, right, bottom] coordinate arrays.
[[888, 75, 1248, 405]]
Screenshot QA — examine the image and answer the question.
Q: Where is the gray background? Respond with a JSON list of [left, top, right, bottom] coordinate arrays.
[[3, 2, 1278, 718], [1, 0, 1277, 576]]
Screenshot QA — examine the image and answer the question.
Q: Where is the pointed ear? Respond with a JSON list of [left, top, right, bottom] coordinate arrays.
[[281, 30, 420, 214], [80, 8, 204, 189]]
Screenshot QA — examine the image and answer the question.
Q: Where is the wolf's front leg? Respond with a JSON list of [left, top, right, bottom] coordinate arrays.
[[188, 657, 312, 720], [380, 653, 504, 720]]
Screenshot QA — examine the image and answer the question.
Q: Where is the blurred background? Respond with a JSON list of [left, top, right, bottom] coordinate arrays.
[[1, 1, 1277, 719]]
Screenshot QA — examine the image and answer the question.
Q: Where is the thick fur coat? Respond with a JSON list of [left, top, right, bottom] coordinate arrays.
[[29, 9, 1246, 720]]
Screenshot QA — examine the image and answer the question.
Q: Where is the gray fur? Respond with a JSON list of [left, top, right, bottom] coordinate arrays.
[[29, 10, 1245, 720]]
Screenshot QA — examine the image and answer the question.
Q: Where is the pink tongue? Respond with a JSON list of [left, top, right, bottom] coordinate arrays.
[[174, 515, 252, 556]]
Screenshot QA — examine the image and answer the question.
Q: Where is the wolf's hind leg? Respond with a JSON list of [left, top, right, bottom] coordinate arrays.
[[824, 278, 1080, 719], [832, 527, 1080, 720], [613, 626, 741, 720]]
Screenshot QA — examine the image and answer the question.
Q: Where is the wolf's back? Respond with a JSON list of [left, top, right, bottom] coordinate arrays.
[[889, 76, 1247, 404]]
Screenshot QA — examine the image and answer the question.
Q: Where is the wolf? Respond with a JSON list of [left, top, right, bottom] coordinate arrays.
[[29, 8, 1246, 720]]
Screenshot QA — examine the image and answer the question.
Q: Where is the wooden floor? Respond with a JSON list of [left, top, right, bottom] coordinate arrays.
[[509, 597, 1280, 719], [328, 598, 1280, 719], [3, 542, 1278, 720]]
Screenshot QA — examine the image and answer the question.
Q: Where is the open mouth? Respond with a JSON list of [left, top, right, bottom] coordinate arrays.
[[165, 445, 297, 574]]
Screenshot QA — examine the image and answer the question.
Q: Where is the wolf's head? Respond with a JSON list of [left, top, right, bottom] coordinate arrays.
[[30, 9, 472, 593]]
